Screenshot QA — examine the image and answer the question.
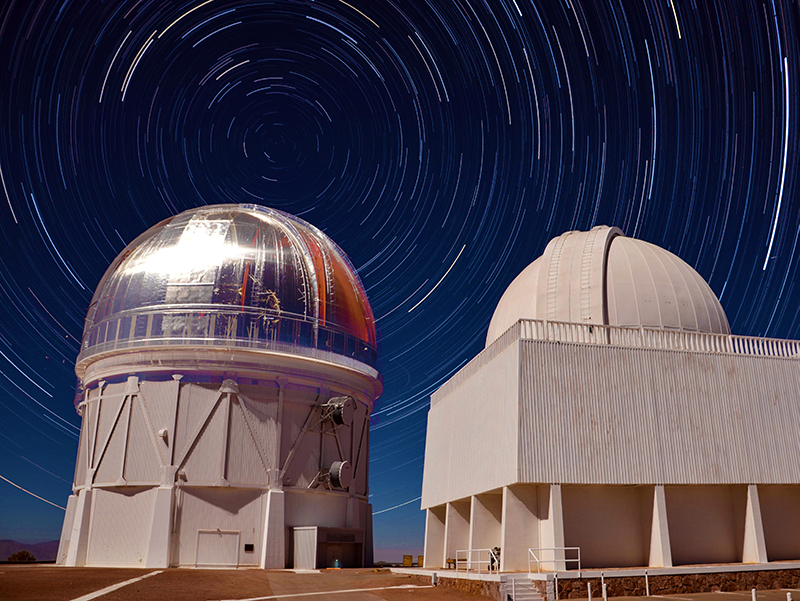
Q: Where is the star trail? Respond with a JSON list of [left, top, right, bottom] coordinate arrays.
[[0, 0, 798, 559]]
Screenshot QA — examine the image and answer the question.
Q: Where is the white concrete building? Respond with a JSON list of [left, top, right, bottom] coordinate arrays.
[[57, 205, 381, 569], [422, 226, 800, 571]]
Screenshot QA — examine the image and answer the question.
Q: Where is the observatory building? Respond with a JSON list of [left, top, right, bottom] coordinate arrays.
[[57, 205, 381, 569], [422, 226, 800, 571]]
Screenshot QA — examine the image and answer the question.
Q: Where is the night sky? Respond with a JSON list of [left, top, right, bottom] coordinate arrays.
[[0, 0, 799, 561]]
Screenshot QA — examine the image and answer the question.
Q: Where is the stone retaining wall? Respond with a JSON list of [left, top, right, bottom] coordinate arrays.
[[404, 568, 800, 600], [408, 573, 503, 600], [558, 569, 800, 598]]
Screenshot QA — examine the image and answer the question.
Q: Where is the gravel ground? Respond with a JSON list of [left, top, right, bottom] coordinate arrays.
[[0, 565, 481, 601]]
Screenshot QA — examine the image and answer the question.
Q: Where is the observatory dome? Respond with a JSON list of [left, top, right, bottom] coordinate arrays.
[[486, 225, 730, 346], [78, 204, 377, 372]]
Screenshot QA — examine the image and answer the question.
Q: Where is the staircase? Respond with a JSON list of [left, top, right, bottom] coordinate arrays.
[[500, 578, 545, 601]]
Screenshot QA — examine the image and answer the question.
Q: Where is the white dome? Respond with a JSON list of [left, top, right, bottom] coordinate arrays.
[[486, 226, 730, 346]]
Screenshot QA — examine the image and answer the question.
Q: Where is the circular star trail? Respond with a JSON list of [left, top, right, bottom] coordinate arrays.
[[0, 0, 798, 557]]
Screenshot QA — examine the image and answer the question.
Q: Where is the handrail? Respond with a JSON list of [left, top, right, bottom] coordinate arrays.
[[500, 579, 538, 600], [515, 318, 800, 358], [528, 546, 581, 573], [455, 548, 500, 575]]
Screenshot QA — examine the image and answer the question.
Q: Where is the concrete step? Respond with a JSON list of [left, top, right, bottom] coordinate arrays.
[[505, 593, 541, 601], [500, 581, 544, 601]]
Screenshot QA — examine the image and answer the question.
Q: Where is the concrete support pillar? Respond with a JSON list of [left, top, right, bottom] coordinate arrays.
[[261, 489, 285, 568], [423, 506, 446, 568], [469, 494, 502, 552], [56, 494, 78, 565], [443, 500, 470, 566], [649, 484, 672, 567], [65, 488, 93, 566], [539, 484, 565, 570], [742, 484, 768, 563], [500, 485, 540, 572], [346, 495, 361, 529], [364, 503, 374, 568], [346, 495, 367, 567]]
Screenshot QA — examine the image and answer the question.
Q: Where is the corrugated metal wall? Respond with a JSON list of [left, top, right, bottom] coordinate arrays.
[[238, 384, 279, 473], [433, 323, 521, 405], [284, 489, 348, 529], [226, 396, 273, 485], [93, 392, 128, 485], [181, 391, 228, 484], [283, 401, 321, 489], [73, 411, 87, 487], [125, 396, 160, 484], [140, 380, 179, 465], [83, 389, 98, 472], [93, 388, 121, 450], [350, 409, 369, 497], [173, 383, 220, 464], [424, 337, 800, 510], [86, 487, 155, 566], [518, 340, 800, 484], [421, 342, 519, 509], [173, 487, 265, 567], [69, 372, 367, 567]]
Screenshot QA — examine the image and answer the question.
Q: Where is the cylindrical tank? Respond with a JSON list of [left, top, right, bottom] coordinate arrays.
[[57, 205, 381, 570]]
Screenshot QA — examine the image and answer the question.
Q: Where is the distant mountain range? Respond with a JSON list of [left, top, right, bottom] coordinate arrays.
[[0, 539, 59, 562]]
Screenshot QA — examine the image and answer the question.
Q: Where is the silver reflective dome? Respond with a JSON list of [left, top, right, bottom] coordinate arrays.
[[78, 205, 377, 370]]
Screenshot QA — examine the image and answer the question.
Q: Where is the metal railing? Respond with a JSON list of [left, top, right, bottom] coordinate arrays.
[[516, 319, 800, 358], [455, 548, 500, 575], [435, 318, 800, 403], [75, 306, 379, 377], [528, 547, 581, 573]]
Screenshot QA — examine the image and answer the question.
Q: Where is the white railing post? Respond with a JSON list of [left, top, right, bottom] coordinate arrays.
[[457, 548, 501, 576], [527, 547, 580, 573]]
